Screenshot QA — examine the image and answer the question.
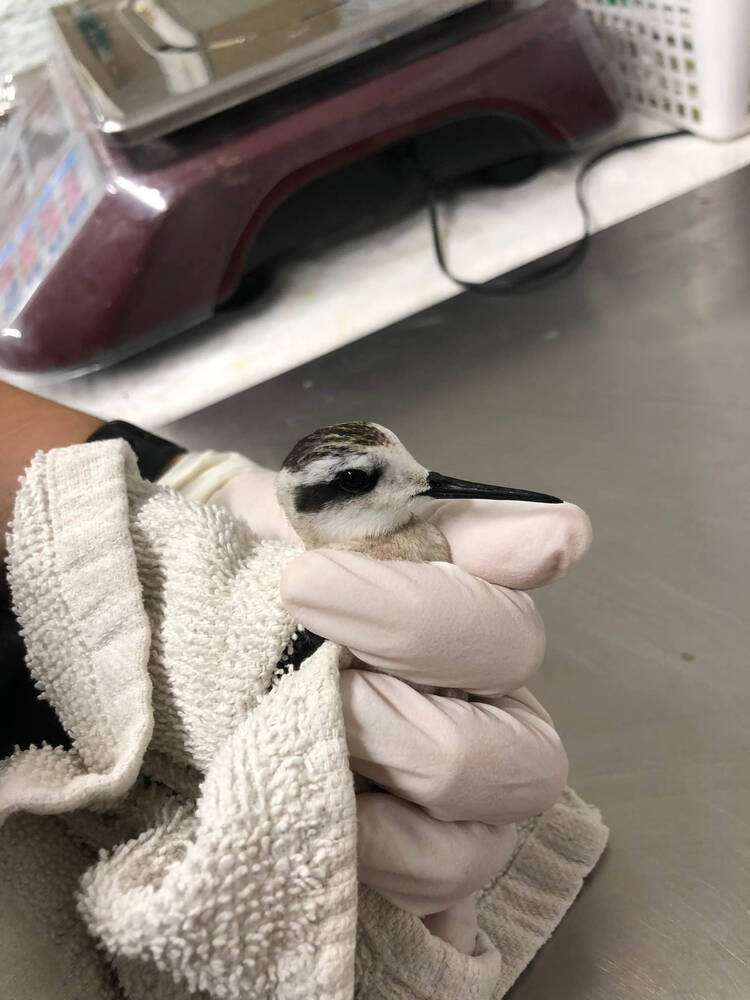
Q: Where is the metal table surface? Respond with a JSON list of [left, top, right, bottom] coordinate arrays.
[[163, 167, 750, 999]]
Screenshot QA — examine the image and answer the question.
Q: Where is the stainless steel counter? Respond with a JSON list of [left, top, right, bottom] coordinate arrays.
[[163, 167, 750, 998]]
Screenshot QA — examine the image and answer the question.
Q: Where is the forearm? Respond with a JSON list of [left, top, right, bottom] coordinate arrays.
[[0, 383, 104, 556]]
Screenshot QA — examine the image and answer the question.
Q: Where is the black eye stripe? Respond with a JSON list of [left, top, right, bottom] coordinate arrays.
[[294, 467, 382, 513], [294, 482, 339, 513]]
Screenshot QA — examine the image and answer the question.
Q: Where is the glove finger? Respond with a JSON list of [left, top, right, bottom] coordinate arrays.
[[282, 550, 545, 696], [341, 670, 568, 824], [422, 499, 591, 589], [421, 897, 479, 954], [356, 790, 517, 915]]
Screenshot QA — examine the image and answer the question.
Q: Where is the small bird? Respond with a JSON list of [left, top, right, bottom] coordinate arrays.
[[271, 421, 561, 689]]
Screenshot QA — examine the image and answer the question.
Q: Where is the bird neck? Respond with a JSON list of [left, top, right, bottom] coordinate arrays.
[[313, 515, 451, 562], [293, 510, 417, 550]]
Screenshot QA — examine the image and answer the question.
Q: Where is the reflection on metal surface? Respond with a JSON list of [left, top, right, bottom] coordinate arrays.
[[209, 36, 247, 51], [50, 0, 487, 143], [0, 74, 16, 129], [113, 175, 168, 211], [152, 49, 212, 95], [127, 0, 199, 50]]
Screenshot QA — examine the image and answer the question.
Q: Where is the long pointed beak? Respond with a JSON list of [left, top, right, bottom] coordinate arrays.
[[422, 471, 563, 504]]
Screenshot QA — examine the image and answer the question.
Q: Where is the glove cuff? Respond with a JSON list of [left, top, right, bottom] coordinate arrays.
[[157, 450, 256, 501]]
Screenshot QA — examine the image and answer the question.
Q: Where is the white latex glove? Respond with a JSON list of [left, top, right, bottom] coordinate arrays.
[[161, 452, 591, 954]]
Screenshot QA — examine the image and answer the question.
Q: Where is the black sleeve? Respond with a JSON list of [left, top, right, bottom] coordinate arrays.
[[0, 423, 186, 759], [86, 420, 186, 481]]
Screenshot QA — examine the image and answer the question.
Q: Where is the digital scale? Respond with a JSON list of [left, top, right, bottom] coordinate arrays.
[[0, 0, 622, 375]]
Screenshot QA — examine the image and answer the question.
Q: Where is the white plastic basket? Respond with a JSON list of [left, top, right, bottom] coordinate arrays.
[[575, 0, 750, 140]]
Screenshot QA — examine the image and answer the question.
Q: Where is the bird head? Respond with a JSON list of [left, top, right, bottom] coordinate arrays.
[[276, 421, 562, 548]]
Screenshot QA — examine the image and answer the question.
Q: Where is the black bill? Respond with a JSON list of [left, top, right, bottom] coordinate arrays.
[[423, 471, 562, 504]]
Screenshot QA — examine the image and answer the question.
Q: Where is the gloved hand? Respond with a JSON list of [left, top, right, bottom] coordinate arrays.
[[160, 451, 591, 954]]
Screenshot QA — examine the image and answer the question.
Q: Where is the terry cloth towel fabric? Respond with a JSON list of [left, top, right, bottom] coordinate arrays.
[[0, 440, 608, 1000]]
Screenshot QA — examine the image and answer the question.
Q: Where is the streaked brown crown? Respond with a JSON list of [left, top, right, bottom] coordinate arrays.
[[281, 422, 391, 472]]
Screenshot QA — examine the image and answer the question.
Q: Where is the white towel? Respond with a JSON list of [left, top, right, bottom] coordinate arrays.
[[0, 440, 608, 1000]]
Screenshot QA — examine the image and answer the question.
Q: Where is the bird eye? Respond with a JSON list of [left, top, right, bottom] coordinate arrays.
[[337, 468, 372, 494]]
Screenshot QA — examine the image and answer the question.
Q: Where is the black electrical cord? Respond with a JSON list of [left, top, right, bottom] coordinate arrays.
[[422, 129, 689, 296]]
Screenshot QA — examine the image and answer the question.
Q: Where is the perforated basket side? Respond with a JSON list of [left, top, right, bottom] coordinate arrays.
[[576, 0, 750, 140]]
